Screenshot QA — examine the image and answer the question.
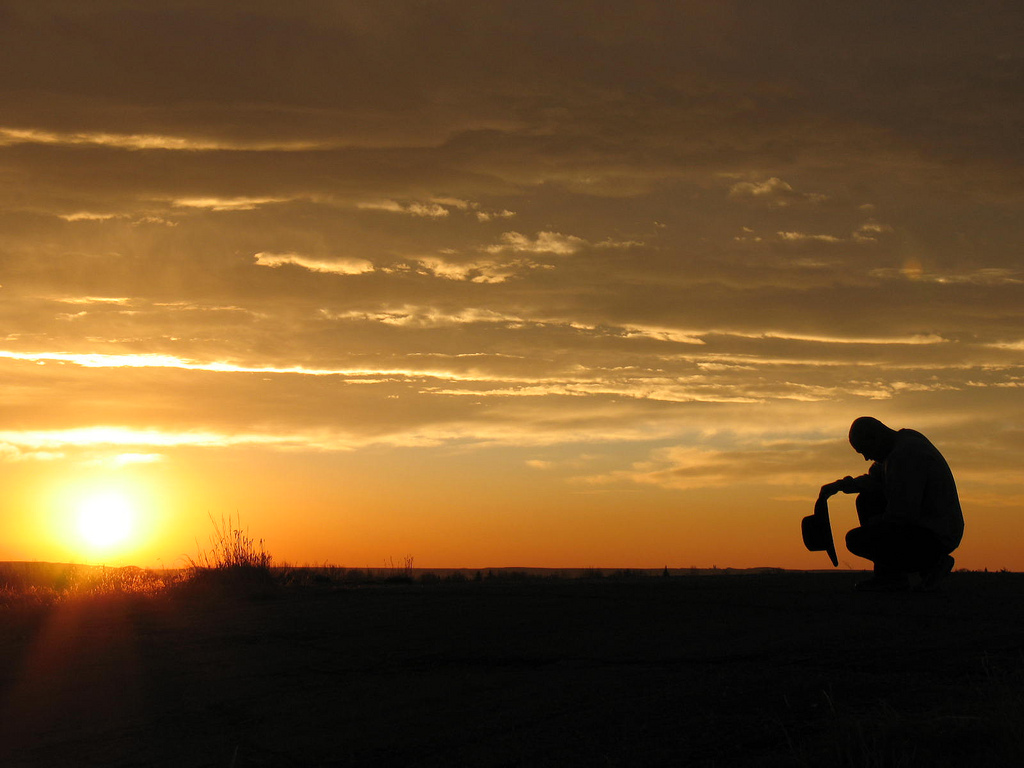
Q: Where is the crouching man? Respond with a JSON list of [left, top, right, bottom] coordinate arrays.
[[820, 417, 964, 592]]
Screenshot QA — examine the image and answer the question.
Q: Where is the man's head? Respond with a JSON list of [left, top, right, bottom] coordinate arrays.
[[849, 416, 898, 462]]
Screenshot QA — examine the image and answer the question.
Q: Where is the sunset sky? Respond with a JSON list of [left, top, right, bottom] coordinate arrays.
[[1, 1, 1021, 570]]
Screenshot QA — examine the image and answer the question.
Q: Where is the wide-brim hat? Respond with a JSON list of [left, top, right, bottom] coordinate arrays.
[[802, 497, 838, 567]]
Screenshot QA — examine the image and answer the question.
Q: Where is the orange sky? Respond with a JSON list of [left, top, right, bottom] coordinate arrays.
[[1, 2, 1022, 570]]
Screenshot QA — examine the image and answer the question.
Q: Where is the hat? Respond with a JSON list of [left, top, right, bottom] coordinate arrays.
[[802, 497, 838, 567]]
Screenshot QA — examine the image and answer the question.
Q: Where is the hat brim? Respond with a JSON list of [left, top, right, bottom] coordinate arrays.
[[802, 497, 838, 567]]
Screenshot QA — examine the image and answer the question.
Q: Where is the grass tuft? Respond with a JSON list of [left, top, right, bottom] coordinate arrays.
[[182, 513, 276, 596]]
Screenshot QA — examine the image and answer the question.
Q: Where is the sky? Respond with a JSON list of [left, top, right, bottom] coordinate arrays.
[[0, 1, 1022, 570]]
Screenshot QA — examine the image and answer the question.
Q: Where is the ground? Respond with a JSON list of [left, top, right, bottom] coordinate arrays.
[[0, 570, 1021, 767]]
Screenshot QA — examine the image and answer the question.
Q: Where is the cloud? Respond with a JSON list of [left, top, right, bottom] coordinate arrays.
[[474, 209, 517, 222], [728, 178, 827, 207], [0, 427, 314, 452], [0, 442, 64, 462], [481, 231, 640, 259], [254, 252, 374, 276], [104, 452, 165, 467], [174, 197, 291, 211], [744, 222, 891, 246], [988, 340, 1024, 351], [414, 255, 546, 283], [621, 325, 706, 345], [53, 296, 133, 306], [485, 231, 586, 255], [721, 331, 948, 346], [358, 200, 450, 218], [868, 267, 1023, 285], [777, 231, 844, 244], [0, 126, 331, 152], [417, 198, 512, 222], [0, 349, 451, 379], [55, 211, 180, 227], [321, 305, 528, 328], [58, 211, 122, 222], [852, 221, 892, 243]]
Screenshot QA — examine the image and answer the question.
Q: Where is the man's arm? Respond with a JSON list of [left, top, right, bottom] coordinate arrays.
[[818, 466, 883, 500], [818, 476, 858, 499]]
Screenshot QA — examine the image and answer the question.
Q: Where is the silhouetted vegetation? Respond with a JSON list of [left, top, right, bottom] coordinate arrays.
[[181, 513, 275, 596], [0, 561, 174, 608]]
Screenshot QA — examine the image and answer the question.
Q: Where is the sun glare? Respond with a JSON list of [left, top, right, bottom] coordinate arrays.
[[35, 474, 167, 565], [75, 491, 137, 551]]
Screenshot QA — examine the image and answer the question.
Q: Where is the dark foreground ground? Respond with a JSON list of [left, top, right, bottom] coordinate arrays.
[[0, 571, 1022, 767]]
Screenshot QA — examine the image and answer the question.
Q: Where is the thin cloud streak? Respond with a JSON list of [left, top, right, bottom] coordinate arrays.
[[0, 126, 340, 152], [254, 252, 375, 275], [0, 349, 473, 382]]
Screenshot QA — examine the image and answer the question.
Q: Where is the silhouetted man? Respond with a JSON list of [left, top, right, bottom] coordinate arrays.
[[819, 417, 964, 592]]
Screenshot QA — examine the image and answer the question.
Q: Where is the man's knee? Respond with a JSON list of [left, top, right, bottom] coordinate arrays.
[[846, 526, 873, 559]]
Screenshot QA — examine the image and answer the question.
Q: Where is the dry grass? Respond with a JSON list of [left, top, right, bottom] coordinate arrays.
[[0, 513, 275, 608], [180, 513, 276, 596], [0, 561, 175, 608], [187, 512, 273, 571]]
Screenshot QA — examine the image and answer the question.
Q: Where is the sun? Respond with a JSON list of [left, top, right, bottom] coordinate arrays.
[[37, 474, 164, 564], [75, 491, 137, 551]]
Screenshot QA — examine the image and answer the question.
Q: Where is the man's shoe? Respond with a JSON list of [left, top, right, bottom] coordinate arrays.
[[855, 573, 911, 593], [916, 554, 955, 593]]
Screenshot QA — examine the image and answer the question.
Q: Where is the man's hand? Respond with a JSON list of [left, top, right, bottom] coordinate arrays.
[[818, 482, 840, 500], [818, 476, 857, 500]]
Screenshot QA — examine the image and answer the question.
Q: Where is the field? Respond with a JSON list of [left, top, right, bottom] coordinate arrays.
[[0, 566, 1021, 767]]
